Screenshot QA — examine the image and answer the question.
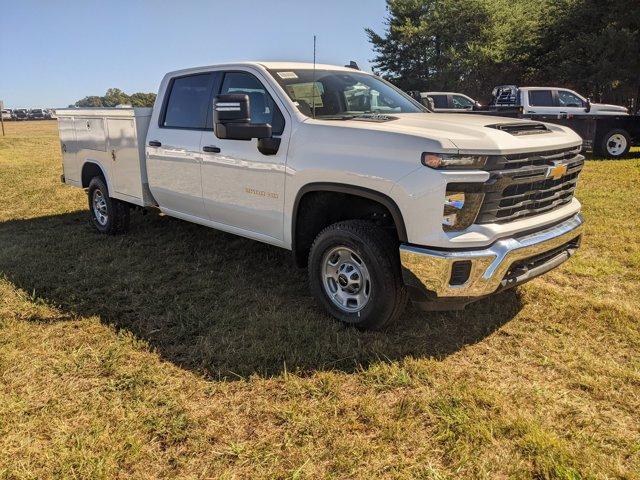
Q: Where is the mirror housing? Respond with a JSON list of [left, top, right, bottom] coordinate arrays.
[[214, 94, 272, 140], [585, 98, 592, 113]]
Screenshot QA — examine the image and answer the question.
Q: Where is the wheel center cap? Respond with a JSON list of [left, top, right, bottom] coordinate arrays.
[[338, 274, 349, 287]]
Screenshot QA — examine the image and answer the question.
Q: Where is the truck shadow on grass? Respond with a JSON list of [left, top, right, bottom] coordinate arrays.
[[0, 210, 523, 379]]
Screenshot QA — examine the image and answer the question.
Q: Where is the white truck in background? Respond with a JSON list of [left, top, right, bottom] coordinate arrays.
[[492, 86, 629, 116], [56, 62, 585, 329]]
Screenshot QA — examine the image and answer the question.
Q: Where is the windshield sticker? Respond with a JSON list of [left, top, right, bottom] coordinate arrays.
[[286, 82, 324, 108], [277, 71, 298, 79]]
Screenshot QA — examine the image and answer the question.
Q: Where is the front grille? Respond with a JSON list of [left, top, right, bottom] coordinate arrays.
[[475, 146, 584, 223]]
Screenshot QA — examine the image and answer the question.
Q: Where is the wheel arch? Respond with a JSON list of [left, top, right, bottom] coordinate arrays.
[[81, 161, 110, 190], [291, 182, 408, 267]]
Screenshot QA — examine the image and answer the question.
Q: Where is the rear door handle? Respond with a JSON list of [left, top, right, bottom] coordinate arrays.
[[203, 145, 221, 153], [148, 140, 161, 147]]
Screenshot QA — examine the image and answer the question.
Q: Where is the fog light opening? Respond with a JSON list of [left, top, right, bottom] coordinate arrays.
[[450, 260, 472, 286]]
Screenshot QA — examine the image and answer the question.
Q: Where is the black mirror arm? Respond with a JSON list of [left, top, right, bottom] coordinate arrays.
[[257, 137, 281, 156]]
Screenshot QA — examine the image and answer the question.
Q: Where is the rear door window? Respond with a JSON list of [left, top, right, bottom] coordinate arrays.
[[162, 73, 215, 129], [428, 95, 449, 109], [528, 90, 555, 107]]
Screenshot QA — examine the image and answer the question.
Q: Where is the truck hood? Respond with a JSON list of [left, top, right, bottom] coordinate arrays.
[[317, 113, 582, 154], [590, 103, 628, 114]]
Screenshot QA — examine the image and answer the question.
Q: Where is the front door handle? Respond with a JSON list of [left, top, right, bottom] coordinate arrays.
[[148, 140, 161, 147], [203, 145, 221, 153]]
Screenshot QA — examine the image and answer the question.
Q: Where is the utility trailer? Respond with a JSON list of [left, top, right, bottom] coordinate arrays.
[[56, 107, 156, 207]]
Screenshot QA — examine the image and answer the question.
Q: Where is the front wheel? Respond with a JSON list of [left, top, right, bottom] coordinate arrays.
[[308, 220, 408, 330], [598, 129, 631, 158], [87, 176, 130, 234]]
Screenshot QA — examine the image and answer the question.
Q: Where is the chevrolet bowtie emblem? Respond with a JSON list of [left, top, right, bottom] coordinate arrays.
[[547, 162, 568, 180]]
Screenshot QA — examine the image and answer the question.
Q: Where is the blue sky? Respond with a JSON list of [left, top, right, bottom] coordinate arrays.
[[0, 0, 389, 108]]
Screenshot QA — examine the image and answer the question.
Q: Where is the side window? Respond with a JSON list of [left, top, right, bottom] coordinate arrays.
[[220, 72, 285, 135], [528, 90, 555, 107], [429, 95, 449, 109], [558, 90, 585, 107], [162, 73, 215, 129], [452, 95, 474, 109]]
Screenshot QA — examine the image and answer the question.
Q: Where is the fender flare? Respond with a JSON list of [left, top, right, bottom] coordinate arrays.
[[291, 182, 408, 251], [81, 161, 111, 191]]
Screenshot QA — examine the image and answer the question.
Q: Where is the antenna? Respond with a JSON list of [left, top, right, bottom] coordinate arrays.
[[312, 35, 316, 119]]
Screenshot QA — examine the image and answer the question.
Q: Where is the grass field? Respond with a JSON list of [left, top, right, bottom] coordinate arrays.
[[0, 120, 638, 479]]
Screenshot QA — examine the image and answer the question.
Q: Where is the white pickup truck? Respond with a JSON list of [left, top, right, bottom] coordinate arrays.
[[56, 62, 585, 329], [492, 86, 629, 116]]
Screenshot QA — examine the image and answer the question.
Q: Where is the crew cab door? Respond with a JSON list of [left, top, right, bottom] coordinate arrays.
[[524, 89, 557, 115], [199, 69, 290, 241], [426, 94, 450, 112], [556, 89, 587, 116], [146, 72, 216, 219], [451, 94, 475, 111]]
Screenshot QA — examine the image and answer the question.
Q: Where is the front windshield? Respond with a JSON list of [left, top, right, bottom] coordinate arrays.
[[268, 68, 426, 119]]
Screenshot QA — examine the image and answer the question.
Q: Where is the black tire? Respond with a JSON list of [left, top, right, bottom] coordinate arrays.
[[308, 220, 408, 330], [597, 129, 631, 159], [87, 176, 130, 234]]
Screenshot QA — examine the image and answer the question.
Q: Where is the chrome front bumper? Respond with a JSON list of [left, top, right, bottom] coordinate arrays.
[[400, 213, 584, 308]]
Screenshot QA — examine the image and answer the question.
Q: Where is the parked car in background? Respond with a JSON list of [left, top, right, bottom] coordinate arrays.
[[29, 108, 48, 120], [55, 61, 585, 329], [1, 109, 12, 121], [13, 108, 29, 121], [47, 109, 57, 119], [420, 92, 481, 112]]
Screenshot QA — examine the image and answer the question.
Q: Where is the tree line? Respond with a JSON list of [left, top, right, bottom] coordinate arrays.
[[73, 88, 156, 108], [366, 0, 640, 109]]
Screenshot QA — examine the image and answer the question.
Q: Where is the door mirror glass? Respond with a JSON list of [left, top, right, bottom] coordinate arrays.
[[213, 94, 272, 140]]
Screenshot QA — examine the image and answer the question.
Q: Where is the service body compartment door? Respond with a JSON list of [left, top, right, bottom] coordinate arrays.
[[58, 117, 79, 185], [107, 118, 143, 200]]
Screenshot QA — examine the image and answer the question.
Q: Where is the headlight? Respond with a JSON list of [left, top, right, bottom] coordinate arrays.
[[422, 152, 488, 169], [442, 190, 484, 231]]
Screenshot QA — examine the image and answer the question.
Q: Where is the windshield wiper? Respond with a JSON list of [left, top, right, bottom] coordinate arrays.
[[315, 112, 386, 120]]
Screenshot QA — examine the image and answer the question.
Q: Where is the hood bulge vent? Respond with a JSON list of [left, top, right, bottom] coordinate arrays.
[[486, 122, 551, 136]]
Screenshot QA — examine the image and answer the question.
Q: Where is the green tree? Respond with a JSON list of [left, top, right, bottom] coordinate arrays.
[[102, 88, 130, 107], [367, 0, 639, 108], [532, 0, 640, 107], [74, 89, 156, 108], [74, 95, 104, 107], [366, 0, 494, 95], [129, 92, 157, 107]]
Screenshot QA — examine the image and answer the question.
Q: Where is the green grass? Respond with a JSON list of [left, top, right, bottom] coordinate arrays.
[[0, 121, 639, 479]]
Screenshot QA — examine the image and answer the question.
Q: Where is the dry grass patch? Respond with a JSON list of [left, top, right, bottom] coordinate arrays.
[[0, 121, 639, 479]]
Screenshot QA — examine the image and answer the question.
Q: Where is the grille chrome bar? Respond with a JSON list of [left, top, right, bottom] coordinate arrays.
[[485, 146, 582, 171], [475, 148, 584, 224]]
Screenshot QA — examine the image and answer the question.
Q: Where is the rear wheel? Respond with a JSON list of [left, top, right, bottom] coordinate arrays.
[[598, 129, 631, 158], [308, 220, 408, 330], [87, 176, 130, 234]]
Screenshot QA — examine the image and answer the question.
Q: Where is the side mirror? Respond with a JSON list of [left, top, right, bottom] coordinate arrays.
[[426, 97, 435, 111], [214, 94, 272, 140], [585, 98, 591, 113]]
